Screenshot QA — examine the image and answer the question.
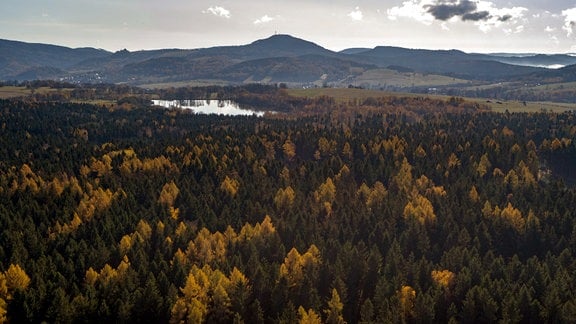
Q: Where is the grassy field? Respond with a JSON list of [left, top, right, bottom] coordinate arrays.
[[287, 87, 576, 113], [352, 69, 470, 88], [0, 86, 32, 98], [481, 99, 576, 113], [142, 80, 232, 89], [3, 83, 575, 113], [0, 86, 66, 99], [285, 87, 438, 101]]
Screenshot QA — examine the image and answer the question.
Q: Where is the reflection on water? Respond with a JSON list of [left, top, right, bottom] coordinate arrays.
[[152, 100, 265, 117]]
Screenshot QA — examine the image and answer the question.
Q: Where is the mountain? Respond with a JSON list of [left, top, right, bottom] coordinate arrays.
[[349, 46, 542, 80], [3, 35, 576, 86], [339, 48, 371, 55], [485, 54, 576, 69], [217, 54, 376, 83], [0, 39, 110, 79]]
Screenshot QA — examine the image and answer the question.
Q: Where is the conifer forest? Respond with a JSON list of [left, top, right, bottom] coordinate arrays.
[[1, 84, 576, 323]]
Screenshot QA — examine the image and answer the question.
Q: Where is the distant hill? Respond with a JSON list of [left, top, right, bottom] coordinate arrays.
[[339, 48, 371, 55], [350, 46, 542, 80], [3, 35, 576, 86], [218, 54, 375, 83], [485, 54, 576, 69], [0, 39, 109, 80]]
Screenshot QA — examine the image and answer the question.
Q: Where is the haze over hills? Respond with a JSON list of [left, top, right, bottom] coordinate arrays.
[[2, 34, 576, 87]]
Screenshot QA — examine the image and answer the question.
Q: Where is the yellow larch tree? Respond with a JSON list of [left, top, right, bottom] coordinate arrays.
[[403, 193, 436, 225], [4, 264, 30, 292], [274, 186, 296, 209], [399, 285, 416, 320], [159, 181, 180, 207], [469, 185, 480, 203], [298, 306, 322, 324], [135, 219, 152, 242], [280, 248, 304, 287], [170, 265, 248, 324], [394, 157, 413, 194], [431, 270, 455, 289], [283, 138, 297, 161], [280, 245, 321, 288], [0, 273, 7, 323], [325, 288, 346, 324], [314, 177, 336, 216], [367, 181, 388, 208], [500, 203, 525, 233], [415, 144, 427, 158], [476, 153, 491, 177], [220, 176, 240, 197]]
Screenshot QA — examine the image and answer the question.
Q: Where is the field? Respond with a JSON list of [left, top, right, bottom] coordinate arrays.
[[0, 86, 33, 98], [287, 87, 576, 113], [4, 83, 576, 113], [0, 86, 64, 99], [351, 68, 470, 88]]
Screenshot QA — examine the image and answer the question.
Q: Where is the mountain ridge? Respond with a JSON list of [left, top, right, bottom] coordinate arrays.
[[2, 35, 576, 86]]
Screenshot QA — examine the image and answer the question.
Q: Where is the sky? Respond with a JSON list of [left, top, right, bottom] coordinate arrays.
[[3, 0, 576, 54]]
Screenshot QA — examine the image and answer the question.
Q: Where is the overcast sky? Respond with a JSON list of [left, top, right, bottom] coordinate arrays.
[[3, 0, 576, 53]]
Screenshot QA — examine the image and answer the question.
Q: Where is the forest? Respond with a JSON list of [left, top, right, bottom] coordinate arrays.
[[0, 86, 576, 323]]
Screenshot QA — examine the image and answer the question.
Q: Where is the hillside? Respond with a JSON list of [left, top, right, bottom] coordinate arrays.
[[0, 39, 109, 79], [348, 46, 542, 80], [3, 35, 576, 87]]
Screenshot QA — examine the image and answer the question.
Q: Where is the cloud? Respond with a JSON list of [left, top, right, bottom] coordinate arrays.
[[387, 0, 435, 25], [545, 26, 556, 33], [348, 7, 363, 21], [426, 0, 488, 21], [388, 0, 527, 28], [203, 6, 231, 19], [562, 8, 576, 36], [254, 15, 274, 25], [462, 11, 491, 22]]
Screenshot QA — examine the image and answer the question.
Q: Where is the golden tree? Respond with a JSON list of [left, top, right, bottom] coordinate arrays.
[[283, 139, 297, 161], [431, 270, 455, 289], [500, 203, 525, 233], [469, 185, 480, 203], [399, 285, 416, 320], [476, 153, 491, 177], [274, 186, 296, 209], [403, 194, 436, 225], [298, 306, 322, 324], [220, 176, 240, 197], [159, 181, 180, 206], [280, 245, 321, 288], [4, 264, 30, 292], [394, 158, 413, 194], [325, 288, 346, 324]]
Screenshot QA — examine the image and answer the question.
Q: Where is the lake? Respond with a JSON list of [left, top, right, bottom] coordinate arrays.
[[152, 100, 266, 117]]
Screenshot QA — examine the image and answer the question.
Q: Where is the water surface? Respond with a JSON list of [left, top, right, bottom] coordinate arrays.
[[152, 100, 265, 117]]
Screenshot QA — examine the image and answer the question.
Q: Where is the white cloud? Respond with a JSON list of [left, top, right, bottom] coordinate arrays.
[[387, 0, 527, 33], [348, 7, 363, 21], [203, 6, 231, 19], [545, 26, 556, 33], [562, 8, 576, 36], [387, 0, 435, 25], [473, 1, 527, 33], [254, 14, 274, 25]]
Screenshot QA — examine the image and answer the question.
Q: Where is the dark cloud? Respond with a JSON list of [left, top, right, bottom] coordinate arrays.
[[426, 0, 492, 22], [462, 11, 490, 21], [498, 14, 512, 22]]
